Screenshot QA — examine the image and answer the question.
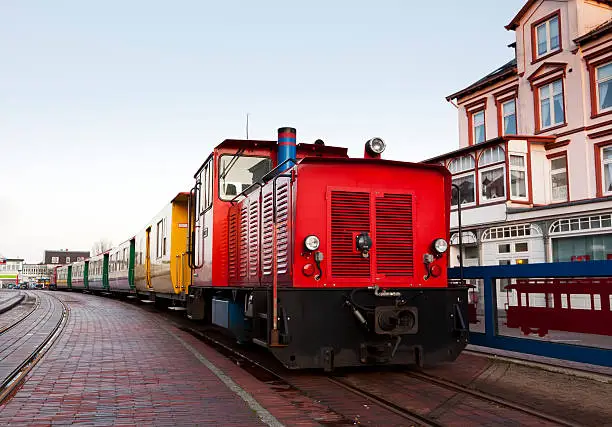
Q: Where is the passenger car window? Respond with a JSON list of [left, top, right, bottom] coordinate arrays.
[[218, 155, 272, 200]]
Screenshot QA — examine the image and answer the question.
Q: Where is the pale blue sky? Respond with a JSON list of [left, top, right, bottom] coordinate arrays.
[[1, 0, 524, 263]]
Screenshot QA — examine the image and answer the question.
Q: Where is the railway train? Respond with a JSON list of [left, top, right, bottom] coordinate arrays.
[[51, 126, 469, 370]]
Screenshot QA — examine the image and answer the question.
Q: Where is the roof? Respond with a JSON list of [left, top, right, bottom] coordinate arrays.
[[574, 18, 612, 46], [506, 0, 612, 30], [422, 135, 555, 164], [446, 59, 517, 101]]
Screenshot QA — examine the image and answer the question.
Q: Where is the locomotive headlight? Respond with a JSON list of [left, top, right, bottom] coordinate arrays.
[[304, 235, 320, 251], [365, 137, 386, 155], [433, 238, 448, 254]]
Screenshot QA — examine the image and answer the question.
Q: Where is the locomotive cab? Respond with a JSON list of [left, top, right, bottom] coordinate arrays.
[[187, 127, 469, 370]]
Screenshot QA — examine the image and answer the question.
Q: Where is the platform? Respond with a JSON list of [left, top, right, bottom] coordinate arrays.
[[0, 292, 316, 426]]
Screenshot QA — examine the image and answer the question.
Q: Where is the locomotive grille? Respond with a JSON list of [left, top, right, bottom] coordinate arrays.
[[375, 193, 414, 276], [228, 207, 239, 280], [261, 192, 274, 276], [239, 205, 249, 278], [275, 182, 290, 274], [248, 200, 260, 279], [330, 191, 370, 278]]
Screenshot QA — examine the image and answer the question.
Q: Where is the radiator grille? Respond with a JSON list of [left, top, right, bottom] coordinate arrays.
[[261, 192, 274, 276], [239, 205, 249, 278], [248, 199, 260, 279], [276, 182, 290, 274], [228, 208, 239, 280], [330, 191, 370, 278], [376, 193, 414, 276]]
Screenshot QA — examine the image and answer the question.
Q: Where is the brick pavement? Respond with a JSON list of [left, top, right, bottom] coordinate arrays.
[[0, 292, 324, 426]]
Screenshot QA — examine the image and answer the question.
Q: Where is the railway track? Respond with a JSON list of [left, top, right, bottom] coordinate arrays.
[[405, 370, 582, 427], [328, 375, 442, 426], [0, 293, 69, 405], [151, 306, 598, 426], [0, 292, 40, 335]]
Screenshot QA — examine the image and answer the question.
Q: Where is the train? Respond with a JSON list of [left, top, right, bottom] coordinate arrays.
[[51, 126, 469, 370]]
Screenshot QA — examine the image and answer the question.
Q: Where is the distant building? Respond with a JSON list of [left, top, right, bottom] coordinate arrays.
[[43, 250, 90, 265], [426, 0, 612, 268], [0, 257, 24, 288], [21, 264, 53, 283]]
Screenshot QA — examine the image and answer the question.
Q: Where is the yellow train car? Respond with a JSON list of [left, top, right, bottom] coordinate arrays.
[[56, 265, 69, 290], [134, 193, 191, 302]]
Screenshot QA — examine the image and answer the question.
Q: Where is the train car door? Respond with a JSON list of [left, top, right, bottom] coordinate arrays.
[[145, 227, 152, 289], [195, 156, 214, 284]]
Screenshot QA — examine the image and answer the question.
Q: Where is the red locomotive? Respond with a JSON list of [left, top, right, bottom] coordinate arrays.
[[186, 127, 469, 370]]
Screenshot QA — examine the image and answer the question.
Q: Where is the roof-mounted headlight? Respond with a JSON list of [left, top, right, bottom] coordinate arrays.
[[365, 138, 386, 156]]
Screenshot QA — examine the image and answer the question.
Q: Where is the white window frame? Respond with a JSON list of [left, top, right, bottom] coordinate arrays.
[[550, 155, 568, 202], [602, 146, 612, 196], [535, 15, 560, 58], [539, 80, 565, 129], [509, 154, 528, 200], [479, 164, 506, 204], [451, 171, 476, 208], [51, 256, 59, 264], [596, 62, 612, 114], [472, 110, 485, 144], [66, 257, 70, 263], [502, 99, 517, 135]]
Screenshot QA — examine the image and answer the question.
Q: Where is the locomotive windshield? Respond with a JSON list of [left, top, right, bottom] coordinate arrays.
[[218, 155, 273, 200]]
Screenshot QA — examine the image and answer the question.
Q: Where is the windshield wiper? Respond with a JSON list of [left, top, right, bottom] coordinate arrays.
[[220, 147, 245, 180]]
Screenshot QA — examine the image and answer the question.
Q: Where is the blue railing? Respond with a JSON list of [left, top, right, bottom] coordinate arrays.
[[449, 260, 612, 367]]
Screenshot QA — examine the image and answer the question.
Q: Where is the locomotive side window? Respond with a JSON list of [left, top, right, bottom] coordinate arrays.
[[218, 155, 273, 201], [199, 157, 213, 214]]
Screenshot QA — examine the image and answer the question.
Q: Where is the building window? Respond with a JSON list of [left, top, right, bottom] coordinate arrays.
[[448, 155, 476, 207], [472, 110, 485, 144], [535, 14, 560, 58], [509, 155, 527, 199], [552, 234, 612, 262], [66, 257, 70, 263], [498, 244, 511, 254], [539, 80, 564, 129], [51, 257, 59, 264], [596, 62, 612, 113], [502, 99, 517, 135], [549, 213, 612, 235], [550, 156, 568, 202], [77, 257, 84, 262], [482, 224, 543, 241], [479, 146, 505, 203], [515, 242, 529, 252], [603, 147, 612, 195]]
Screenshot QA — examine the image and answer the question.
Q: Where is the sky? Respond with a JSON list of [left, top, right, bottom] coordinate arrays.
[[0, 0, 525, 263]]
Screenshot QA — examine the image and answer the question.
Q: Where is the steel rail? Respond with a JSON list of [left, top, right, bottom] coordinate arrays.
[[327, 376, 443, 427], [406, 370, 583, 427], [183, 327, 441, 427], [0, 294, 69, 404], [0, 292, 40, 336]]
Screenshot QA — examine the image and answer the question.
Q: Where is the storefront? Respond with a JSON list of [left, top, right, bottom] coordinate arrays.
[[550, 213, 612, 262]]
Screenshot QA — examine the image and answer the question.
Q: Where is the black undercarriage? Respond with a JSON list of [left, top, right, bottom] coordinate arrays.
[[187, 285, 469, 371]]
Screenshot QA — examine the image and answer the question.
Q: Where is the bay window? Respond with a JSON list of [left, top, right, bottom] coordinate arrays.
[[479, 146, 506, 203], [550, 156, 568, 202], [539, 80, 565, 129], [596, 62, 612, 113], [502, 99, 517, 135], [472, 110, 485, 144], [448, 155, 476, 207], [535, 13, 560, 58], [510, 154, 527, 199]]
